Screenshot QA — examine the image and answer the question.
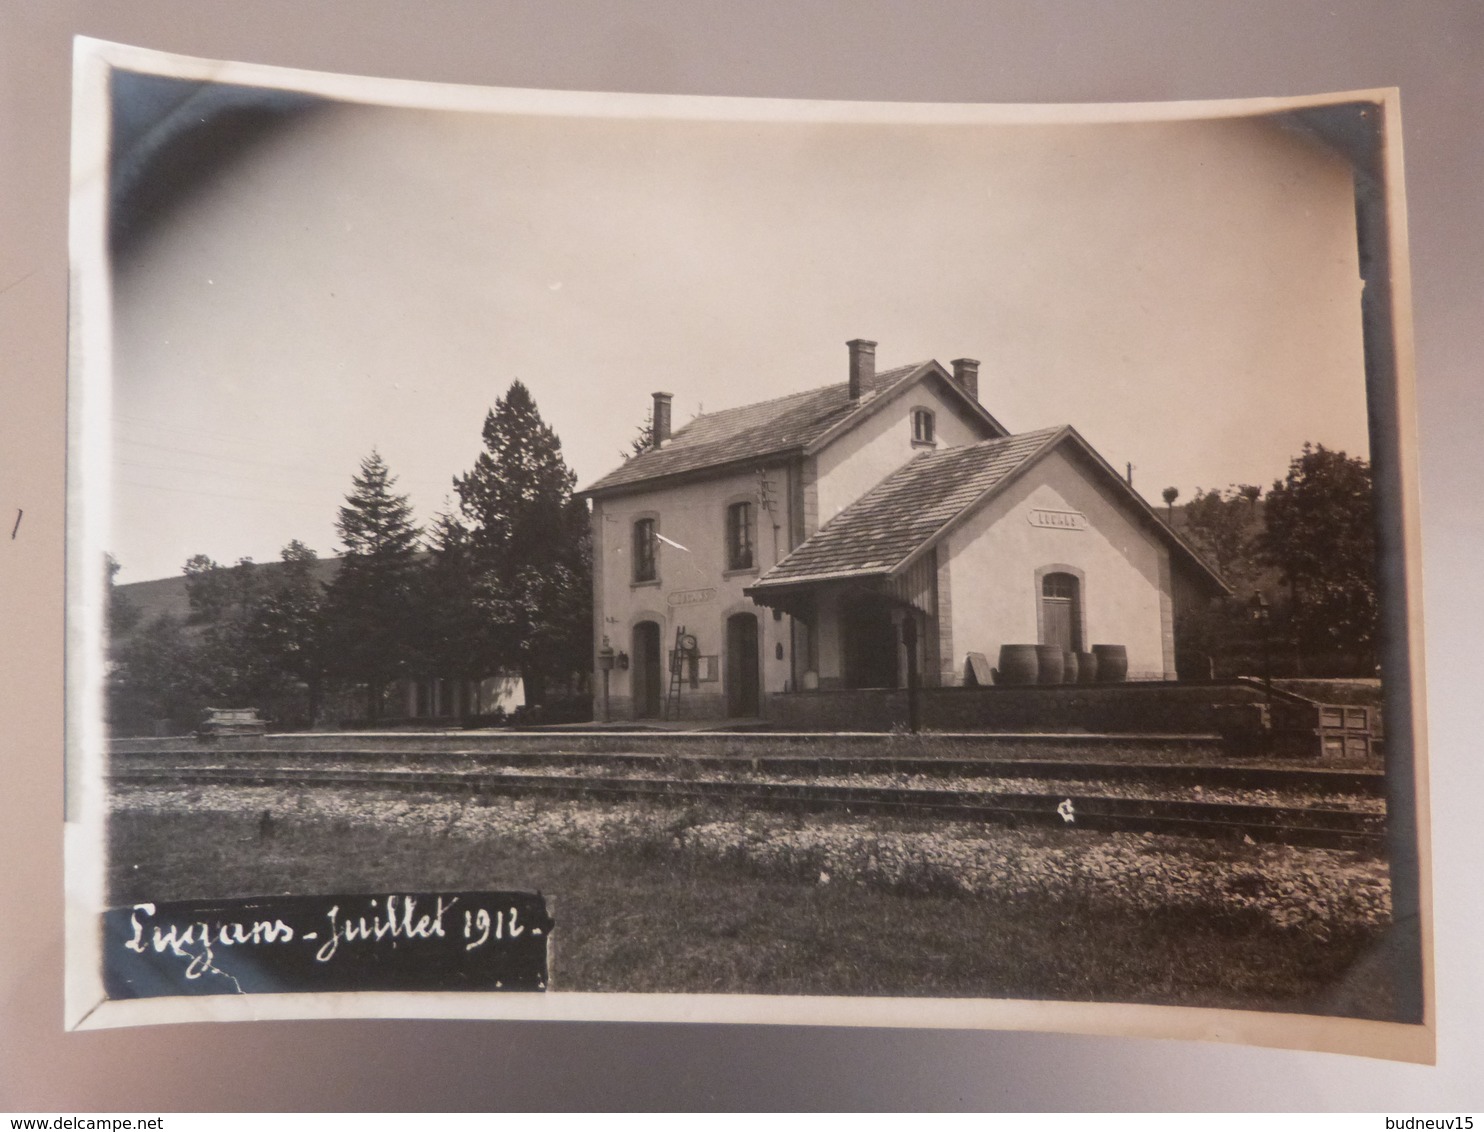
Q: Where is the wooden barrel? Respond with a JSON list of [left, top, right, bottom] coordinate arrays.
[[1093, 644, 1128, 683], [1035, 644, 1064, 685], [1061, 649, 1079, 684], [1075, 650, 1098, 684], [995, 644, 1040, 685]]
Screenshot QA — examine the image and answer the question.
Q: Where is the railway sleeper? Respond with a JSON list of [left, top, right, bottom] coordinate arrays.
[[111, 749, 1387, 796], [110, 767, 1384, 850]]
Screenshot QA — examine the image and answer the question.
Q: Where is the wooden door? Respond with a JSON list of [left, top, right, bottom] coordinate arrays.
[[1040, 573, 1082, 652], [633, 621, 662, 718], [726, 613, 760, 717]]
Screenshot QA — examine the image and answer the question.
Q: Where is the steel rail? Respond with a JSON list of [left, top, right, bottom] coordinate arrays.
[[111, 747, 1386, 795], [111, 764, 1386, 851]]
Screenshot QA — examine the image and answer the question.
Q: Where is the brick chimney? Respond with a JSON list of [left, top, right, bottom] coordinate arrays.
[[951, 358, 980, 402], [847, 338, 877, 401], [651, 392, 673, 448]]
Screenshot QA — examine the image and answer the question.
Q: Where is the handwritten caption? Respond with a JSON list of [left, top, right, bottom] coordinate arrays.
[[103, 891, 554, 998]]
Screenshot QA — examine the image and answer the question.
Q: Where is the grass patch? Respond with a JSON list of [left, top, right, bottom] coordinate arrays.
[[107, 803, 1402, 1018]]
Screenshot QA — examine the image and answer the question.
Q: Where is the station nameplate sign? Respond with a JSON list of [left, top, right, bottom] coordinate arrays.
[[667, 587, 717, 606], [1028, 508, 1088, 531]]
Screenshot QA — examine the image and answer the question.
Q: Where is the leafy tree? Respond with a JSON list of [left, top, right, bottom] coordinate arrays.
[[1237, 483, 1262, 512], [173, 554, 268, 707], [111, 543, 332, 733], [1182, 487, 1253, 584], [1161, 485, 1179, 520], [249, 539, 328, 727], [108, 613, 203, 732], [323, 451, 424, 720], [1261, 443, 1377, 666], [454, 381, 592, 707], [277, 538, 321, 578], [105, 553, 141, 637], [111, 553, 244, 732], [182, 554, 260, 625], [182, 554, 229, 623]]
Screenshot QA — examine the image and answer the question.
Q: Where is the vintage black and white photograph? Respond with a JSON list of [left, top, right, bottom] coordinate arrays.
[[66, 39, 1430, 1056]]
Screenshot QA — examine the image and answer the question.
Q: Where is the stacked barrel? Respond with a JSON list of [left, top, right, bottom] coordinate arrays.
[[992, 643, 1128, 685]]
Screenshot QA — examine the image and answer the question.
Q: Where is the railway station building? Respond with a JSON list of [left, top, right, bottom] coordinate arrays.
[[579, 339, 1227, 722]]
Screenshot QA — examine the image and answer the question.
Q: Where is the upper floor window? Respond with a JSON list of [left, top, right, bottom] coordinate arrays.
[[726, 501, 755, 571], [633, 517, 657, 582], [911, 407, 936, 445]]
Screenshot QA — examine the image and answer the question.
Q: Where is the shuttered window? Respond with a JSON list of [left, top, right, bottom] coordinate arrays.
[[727, 501, 754, 571], [911, 408, 936, 444], [633, 518, 657, 582]]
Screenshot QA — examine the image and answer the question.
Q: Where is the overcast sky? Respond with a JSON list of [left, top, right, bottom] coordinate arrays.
[[106, 84, 1368, 583]]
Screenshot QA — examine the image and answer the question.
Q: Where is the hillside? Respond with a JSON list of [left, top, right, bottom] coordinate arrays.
[[113, 555, 344, 638], [1161, 496, 1279, 596]]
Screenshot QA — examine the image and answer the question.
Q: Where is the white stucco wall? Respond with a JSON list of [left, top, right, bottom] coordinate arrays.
[[943, 446, 1175, 681], [591, 464, 796, 713], [812, 378, 991, 532]]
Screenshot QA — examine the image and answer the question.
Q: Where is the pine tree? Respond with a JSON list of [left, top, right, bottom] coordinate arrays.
[[621, 408, 653, 462], [455, 382, 575, 564], [454, 381, 591, 708], [324, 451, 424, 720]]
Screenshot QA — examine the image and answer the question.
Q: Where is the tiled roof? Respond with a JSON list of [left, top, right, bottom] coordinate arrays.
[[582, 362, 958, 495], [752, 428, 1066, 587]]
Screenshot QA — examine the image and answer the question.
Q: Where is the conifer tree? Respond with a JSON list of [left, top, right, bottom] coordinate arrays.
[[621, 408, 653, 462], [454, 381, 591, 707], [324, 450, 423, 720]]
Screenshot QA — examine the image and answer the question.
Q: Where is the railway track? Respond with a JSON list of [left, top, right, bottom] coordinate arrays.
[[111, 746, 1386, 795], [111, 756, 1387, 851]]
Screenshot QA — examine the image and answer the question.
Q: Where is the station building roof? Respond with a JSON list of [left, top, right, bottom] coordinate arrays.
[[580, 359, 1006, 499]]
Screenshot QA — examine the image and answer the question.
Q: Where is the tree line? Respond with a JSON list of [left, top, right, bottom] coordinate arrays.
[[107, 381, 592, 734], [1169, 442, 1379, 679]]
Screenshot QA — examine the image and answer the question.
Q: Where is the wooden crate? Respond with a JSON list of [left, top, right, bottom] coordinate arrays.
[[1278, 702, 1372, 759], [197, 706, 267, 737]]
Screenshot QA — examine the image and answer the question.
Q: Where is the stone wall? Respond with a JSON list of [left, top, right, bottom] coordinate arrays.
[[765, 680, 1279, 735], [598, 691, 728, 723]]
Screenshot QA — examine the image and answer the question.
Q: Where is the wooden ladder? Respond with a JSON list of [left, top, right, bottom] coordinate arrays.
[[665, 624, 686, 720]]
